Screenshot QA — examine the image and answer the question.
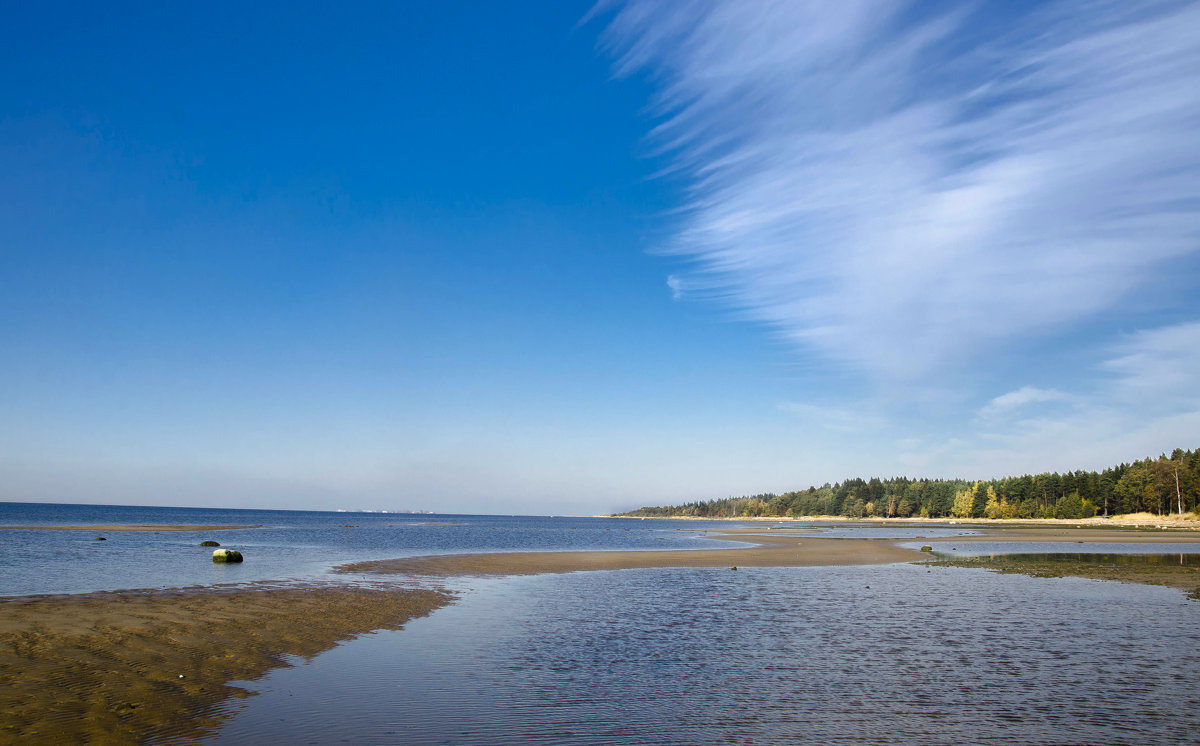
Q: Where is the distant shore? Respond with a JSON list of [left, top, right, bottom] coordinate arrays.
[[0, 583, 451, 743], [602, 513, 1200, 530]]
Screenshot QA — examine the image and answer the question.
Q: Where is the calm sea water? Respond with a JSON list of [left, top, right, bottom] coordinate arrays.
[[0, 502, 733, 597]]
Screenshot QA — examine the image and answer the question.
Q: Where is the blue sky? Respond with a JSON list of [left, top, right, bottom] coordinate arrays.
[[2, 1, 1198, 514]]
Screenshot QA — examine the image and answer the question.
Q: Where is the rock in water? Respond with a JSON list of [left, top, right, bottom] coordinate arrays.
[[200, 540, 220, 547], [920, 545, 933, 552], [212, 549, 244, 563]]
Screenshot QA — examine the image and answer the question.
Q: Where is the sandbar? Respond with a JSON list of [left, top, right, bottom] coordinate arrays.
[[338, 532, 926, 576], [338, 524, 1200, 596], [0, 583, 451, 744]]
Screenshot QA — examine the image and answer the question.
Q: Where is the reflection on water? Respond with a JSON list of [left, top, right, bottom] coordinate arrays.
[[766, 523, 980, 539], [208, 564, 1200, 745]]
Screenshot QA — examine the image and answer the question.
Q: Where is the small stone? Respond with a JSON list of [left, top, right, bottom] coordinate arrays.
[[95, 537, 106, 541], [920, 545, 933, 552], [200, 541, 220, 547], [212, 549, 244, 563], [730, 566, 738, 571]]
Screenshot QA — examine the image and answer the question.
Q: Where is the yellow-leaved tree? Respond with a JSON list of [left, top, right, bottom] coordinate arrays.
[[952, 487, 975, 518], [983, 486, 1002, 519]]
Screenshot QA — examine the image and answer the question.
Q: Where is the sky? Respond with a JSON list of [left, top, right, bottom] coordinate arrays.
[[2, 1, 1198, 514]]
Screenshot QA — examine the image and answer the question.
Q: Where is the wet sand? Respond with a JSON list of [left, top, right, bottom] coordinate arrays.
[[928, 555, 1200, 596], [0, 583, 451, 744], [916, 525, 1200, 596], [0, 524, 261, 532], [338, 531, 927, 576], [921, 526, 1200, 543], [338, 524, 1200, 596]]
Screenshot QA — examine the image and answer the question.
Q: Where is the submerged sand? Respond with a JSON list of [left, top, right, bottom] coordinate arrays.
[[916, 525, 1200, 595], [928, 554, 1200, 596], [0, 583, 451, 744]]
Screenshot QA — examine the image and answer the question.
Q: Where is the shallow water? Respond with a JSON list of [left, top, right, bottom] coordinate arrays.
[[206, 563, 1200, 745], [738, 523, 980, 540], [0, 503, 730, 596]]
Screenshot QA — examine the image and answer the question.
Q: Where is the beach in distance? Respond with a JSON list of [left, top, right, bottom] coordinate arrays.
[[3, 503, 1200, 744]]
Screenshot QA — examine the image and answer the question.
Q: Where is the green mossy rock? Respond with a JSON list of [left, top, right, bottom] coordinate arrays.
[[200, 540, 220, 547], [212, 549, 244, 563], [920, 545, 934, 552]]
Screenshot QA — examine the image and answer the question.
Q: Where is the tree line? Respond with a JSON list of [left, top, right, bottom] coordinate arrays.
[[621, 447, 1200, 520]]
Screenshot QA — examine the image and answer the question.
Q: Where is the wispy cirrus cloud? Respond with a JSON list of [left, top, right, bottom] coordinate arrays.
[[924, 321, 1200, 476], [596, 0, 1200, 382], [976, 386, 1070, 421], [1102, 321, 1200, 414]]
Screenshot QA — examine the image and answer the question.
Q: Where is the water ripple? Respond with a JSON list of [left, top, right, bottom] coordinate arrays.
[[207, 564, 1200, 745]]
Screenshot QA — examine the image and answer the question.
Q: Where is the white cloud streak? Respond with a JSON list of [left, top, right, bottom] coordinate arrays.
[[976, 386, 1069, 421], [597, 0, 1200, 381]]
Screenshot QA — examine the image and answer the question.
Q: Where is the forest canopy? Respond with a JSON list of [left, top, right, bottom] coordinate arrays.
[[620, 448, 1200, 520]]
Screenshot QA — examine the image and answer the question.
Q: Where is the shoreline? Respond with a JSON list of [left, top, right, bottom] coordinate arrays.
[[0, 582, 452, 743]]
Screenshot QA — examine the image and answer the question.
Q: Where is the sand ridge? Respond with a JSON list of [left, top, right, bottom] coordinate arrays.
[[337, 531, 928, 576], [336, 523, 1200, 580]]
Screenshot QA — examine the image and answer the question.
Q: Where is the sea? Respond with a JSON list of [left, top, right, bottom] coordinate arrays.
[[4, 502, 1200, 745]]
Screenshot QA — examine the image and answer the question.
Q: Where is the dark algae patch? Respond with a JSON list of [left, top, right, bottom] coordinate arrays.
[[928, 552, 1200, 598], [0, 584, 452, 744]]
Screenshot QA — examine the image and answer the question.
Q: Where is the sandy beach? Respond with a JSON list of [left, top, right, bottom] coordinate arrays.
[[0, 583, 451, 743]]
